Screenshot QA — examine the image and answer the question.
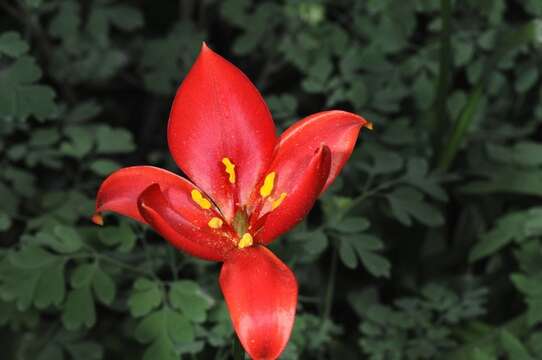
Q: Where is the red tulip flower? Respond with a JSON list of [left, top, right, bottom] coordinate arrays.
[[94, 44, 370, 360]]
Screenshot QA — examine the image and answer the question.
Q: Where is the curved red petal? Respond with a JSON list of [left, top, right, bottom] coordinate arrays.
[[168, 44, 277, 221], [276, 110, 369, 193], [219, 246, 297, 360], [137, 184, 236, 261], [95, 166, 196, 224], [254, 145, 331, 244]]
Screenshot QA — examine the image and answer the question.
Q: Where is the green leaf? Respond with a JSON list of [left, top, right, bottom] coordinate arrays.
[[515, 66, 538, 93], [404, 158, 448, 201], [510, 273, 542, 326], [0, 56, 57, 121], [339, 239, 358, 269], [486, 142, 542, 167], [469, 212, 523, 262], [140, 23, 203, 95], [66, 101, 102, 122], [71, 263, 97, 289], [51, 225, 84, 253], [9, 245, 57, 269], [331, 217, 370, 233], [469, 207, 542, 262], [61, 126, 94, 158], [356, 250, 391, 278], [98, 221, 137, 252], [89, 159, 121, 176], [128, 278, 163, 317], [266, 94, 297, 121], [135, 308, 195, 360], [0, 32, 29, 58], [62, 286, 95, 330], [0, 211, 12, 231], [95, 125, 135, 154], [364, 146, 403, 175], [34, 260, 65, 308], [107, 5, 144, 31], [386, 186, 444, 227], [92, 267, 116, 305], [500, 330, 533, 360], [169, 281, 213, 323], [48, 0, 80, 46], [339, 234, 390, 277]]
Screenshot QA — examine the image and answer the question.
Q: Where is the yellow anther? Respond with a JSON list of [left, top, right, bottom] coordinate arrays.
[[365, 121, 374, 130], [238, 233, 253, 249], [259, 172, 276, 198], [208, 217, 223, 229], [191, 189, 211, 209], [271, 192, 287, 210], [222, 157, 236, 184]]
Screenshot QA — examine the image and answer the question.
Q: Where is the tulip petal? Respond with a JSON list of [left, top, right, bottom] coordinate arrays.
[[137, 184, 236, 261], [168, 44, 277, 222], [253, 145, 331, 244], [275, 110, 369, 193], [95, 166, 199, 224], [219, 246, 297, 360]]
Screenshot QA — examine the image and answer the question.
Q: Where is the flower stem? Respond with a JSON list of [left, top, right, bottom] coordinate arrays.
[[322, 245, 338, 322], [232, 334, 245, 360]]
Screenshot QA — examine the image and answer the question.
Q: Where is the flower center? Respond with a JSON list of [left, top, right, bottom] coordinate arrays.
[[232, 209, 249, 235]]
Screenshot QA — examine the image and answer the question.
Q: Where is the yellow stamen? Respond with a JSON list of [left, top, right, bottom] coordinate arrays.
[[191, 189, 211, 209], [259, 172, 276, 198], [208, 217, 223, 229], [238, 233, 253, 249], [222, 157, 236, 184], [271, 192, 287, 210], [365, 121, 374, 130]]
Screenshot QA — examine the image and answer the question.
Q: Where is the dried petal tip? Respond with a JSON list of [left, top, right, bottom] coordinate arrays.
[[92, 213, 104, 226], [365, 121, 374, 130]]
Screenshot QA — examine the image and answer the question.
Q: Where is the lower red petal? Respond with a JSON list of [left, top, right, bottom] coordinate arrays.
[[138, 184, 236, 261], [219, 246, 297, 360]]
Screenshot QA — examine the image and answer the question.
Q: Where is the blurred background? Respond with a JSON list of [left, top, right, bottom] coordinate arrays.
[[1, 0, 542, 359]]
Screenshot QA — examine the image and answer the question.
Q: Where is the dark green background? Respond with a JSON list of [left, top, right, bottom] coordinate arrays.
[[1, 0, 542, 359]]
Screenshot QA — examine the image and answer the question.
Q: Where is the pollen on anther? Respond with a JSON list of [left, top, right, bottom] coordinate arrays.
[[271, 192, 287, 210], [259, 172, 276, 198], [191, 189, 211, 209], [238, 233, 253, 249], [221, 157, 236, 184], [208, 217, 223, 229]]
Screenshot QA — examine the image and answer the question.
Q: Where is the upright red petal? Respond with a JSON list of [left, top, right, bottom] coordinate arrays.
[[168, 44, 277, 221], [137, 184, 236, 261], [219, 246, 297, 360], [276, 110, 369, 192], [95, 166, 196, 224], [253, 145, 331, 244]]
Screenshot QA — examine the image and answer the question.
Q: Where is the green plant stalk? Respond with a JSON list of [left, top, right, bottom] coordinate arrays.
[[431, 0, 452, 135], [438, 19, 542, 170], [438, 82, 483, 170]]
